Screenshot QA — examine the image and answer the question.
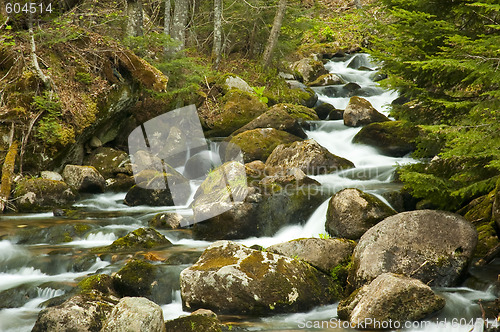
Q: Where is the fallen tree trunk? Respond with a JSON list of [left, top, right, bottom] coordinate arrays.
[[0, 141, 18, 212]]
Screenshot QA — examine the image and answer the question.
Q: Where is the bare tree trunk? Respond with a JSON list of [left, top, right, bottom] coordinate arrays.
[[262, 0, 287, 67], [28, 11, 51, 90], [171, 0, 189, 51], [164, 0, 171, 35], [213, 0, 223, 68], [126, 0, 144, 37]]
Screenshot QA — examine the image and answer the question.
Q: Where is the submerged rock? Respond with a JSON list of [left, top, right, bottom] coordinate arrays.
[[101, 297, 166, 332], [31, 292, 118, 332], [266, 238, 355, 274], [180, 241, 338, 315], [13, 178, 76, 212], [349, 210, 478, 289], [353, 121, 421, 157], [326, 188, 396, 240], [229, 128, 302, 163], [230, 108, 307, 139], [343, 96, 390, 127], [266, 139, 354, 175], [338, 273, 445, 329], [62, 165, 106, 193]]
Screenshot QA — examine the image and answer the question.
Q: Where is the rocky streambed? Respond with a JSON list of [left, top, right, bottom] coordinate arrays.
[[0, 54, 499, 331]]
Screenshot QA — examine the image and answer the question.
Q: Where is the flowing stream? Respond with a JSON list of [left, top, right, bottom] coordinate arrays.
[[0, 54, 497, 331]]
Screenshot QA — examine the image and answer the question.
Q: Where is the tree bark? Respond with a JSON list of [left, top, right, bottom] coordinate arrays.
[[28, 11, 51, 90], [171, 0, 189, 51], [0, 140, 18, 213], [213, 0, 223, 68], [126, 0, 144, 37], [262, 0, 287, 67], [164, 0, 171, 35]]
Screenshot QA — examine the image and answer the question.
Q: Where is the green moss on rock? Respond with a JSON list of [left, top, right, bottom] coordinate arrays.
[[268, 103, 319, 121], [94, 227, 172, 252]]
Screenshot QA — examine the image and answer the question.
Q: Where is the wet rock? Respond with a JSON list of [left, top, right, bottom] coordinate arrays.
[[230, 108, 307, 139], [327, 108, 344, 120], [180, 241, 338, 315], [349, 210, 478, 289], [101, 297, 166, 332], [259, 168, 320, 188], [0, 284, 68, 309], [308, 73, 346, 87], [222, 75, 254, 94], [105, 174, 136, 192], [266, 139, 354, 175], [16, 223, 92, 245], [346, 54, 372, 70], [184, 150, 222, 180], [165, 310, 222, 332], [353, 121, 421, 157], [266, 238, 355, 274], [314, 103, 343, 120], [343, 96, 390, 127], [13, 178, 76, 212], [229, 128, 302, 163], [338, 273, 445, 329], [87, 147, 131, 179], [290, 57, 329, 83], [285, 80, 318, 108], [149, 212, 186, 229], [129, 150, 164, 173], [124, 168, 190, 206], [342, 82, 361, 96], [31, 292, 118, 332], [62, 165, 106, 193], [268, 103, 319, 121], [100, 227, 172, 252], [206, 90, 268, 137], [40, 171, 63, 181], [112, 259, 172, 304], [326, 188, 397, 240]]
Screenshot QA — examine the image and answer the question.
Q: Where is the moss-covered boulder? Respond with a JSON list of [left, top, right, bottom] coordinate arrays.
[[62, 165, 106, 193], [230, 108, 307, 139], [149, 212, 186, 229], [267, 238, 355, 275], [165, 310, 222, 332], [101, 297, 166, 332], [326, 188, 397, 240], [13, 178, 76, 212], [268, 103, 319, 121], [16, 223, 92, 245], [349, 210, 478, 289], [308, 73, 346, 87], [77, 274, 117, 297], [124, 168, 190, 206], [31, 292, 118, 332], [221, 75, 254, 94], [266, 139, 354, 175], [353, 121, 421, 157], [86, 147, 131, 179], [180, 241, 339, 315], [343, 96, 390, 127], [99, 228, 172, 252], [290, 58, 329, 83], [112, 259, 172, 304], [338, 273, 445, 329], [229, 128, 302, 163], [206, 90, 268, 137], [285, 80, 318, 108]]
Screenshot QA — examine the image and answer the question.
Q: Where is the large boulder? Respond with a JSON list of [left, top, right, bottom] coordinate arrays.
[[290, 58, 329, 83], [180, 241, 338, 315], [285, 80, 318, 108], [338, 273, 445, 329], [101, 297, 166, 332], [13, 178, 76, 212], [206, 90, 268, 137], [31, 292, 117, 332], [353, 121, 421, 157], [86, 147, 131, 179], [229, 128, 302, 163], [308, 73, 346, 87], [343, 96, 390, 127], [124, 168, 190, 206], [349, 210, 478, 289], [230, 108, 307, 139], [62, 165, 106, 193], [265, 139, 354, 175], [326, 188, 397, 240], [268, 103, 319, 121], [266, 238, 355, 274]]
